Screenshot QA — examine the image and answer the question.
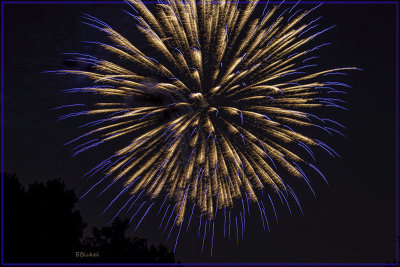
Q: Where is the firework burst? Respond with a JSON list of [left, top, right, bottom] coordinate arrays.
[[53, 0, 356, 251]]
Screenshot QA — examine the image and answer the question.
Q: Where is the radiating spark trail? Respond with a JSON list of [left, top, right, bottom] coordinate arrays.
[[56, 0, 356, 249]]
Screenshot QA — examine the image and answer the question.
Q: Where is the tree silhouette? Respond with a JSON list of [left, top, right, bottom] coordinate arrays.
[[4, 173, 86, 263], [80, 218, 176, 263], [3, 173, 177, 264]]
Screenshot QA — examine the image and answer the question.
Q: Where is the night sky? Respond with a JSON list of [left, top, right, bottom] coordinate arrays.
[[3, 0, 397, 264]]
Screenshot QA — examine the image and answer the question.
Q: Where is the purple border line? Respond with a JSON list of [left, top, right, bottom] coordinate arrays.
[[1, 1, 4, 267], [1, 1, 399, 4], [0, 264, 398, 266], [396, 0, 399, 266], [1, 0, 398, 266]]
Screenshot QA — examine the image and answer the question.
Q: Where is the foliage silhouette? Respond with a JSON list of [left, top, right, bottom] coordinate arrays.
[[3, 173, 177, 264], [4, 173, 86, 263], [80, 218, 176, 263]]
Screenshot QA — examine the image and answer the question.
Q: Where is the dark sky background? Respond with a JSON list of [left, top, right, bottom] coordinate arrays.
[[3, 0, 397, 264]]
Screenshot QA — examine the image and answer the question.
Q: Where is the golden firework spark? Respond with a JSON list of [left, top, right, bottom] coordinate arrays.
[[55, 0, 356, 234]]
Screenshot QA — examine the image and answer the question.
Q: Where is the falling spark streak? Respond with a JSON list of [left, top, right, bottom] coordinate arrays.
[[79, 174, 111, 200], [163, 204, 177, 233], [228, 211, 231, 239], [198, 215, 202, 238], [133, 202, 154, 233], [235, 217, 239, 245], [240, 212, 244, 240], [210, 222, 215, 257], [102, 183, 132, 215], [268, 194, 278, 223], [125, 189, 144, 215], [201, 220, 208, 253], [157, 195, 169, 215], [257, 200, 266, 231], [174, 221, 183, 253], [287, 185, 303, 215], [159, 204, 171, 229], [260, 201, 271, 233], [280, 192, 292, 216], [56, 0, 356, 247], [186, 203, 196, 232], [52, 104, 86, 110], [129, 201, 146, 224], [309, 163, 329, 185], [110, 193, 137, 223]]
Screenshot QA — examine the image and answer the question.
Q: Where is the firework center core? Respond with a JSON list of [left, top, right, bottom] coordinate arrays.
[[189, 92, 209, 108]]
